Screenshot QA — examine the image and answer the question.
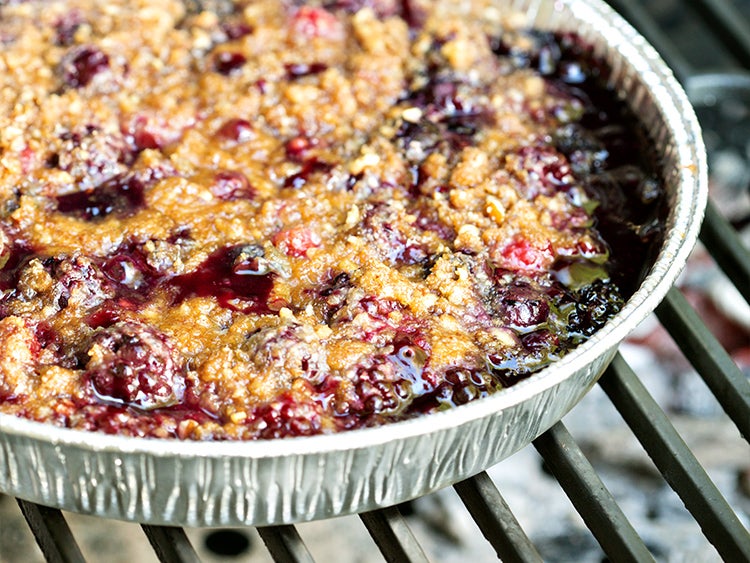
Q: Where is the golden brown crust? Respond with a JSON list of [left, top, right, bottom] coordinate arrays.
[[0, 0, 654, 438]]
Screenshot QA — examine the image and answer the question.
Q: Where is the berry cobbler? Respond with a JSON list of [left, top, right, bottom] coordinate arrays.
[[0, 0, 665, 439]]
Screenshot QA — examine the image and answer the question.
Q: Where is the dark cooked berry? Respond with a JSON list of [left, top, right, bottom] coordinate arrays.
[[60, 46, 109, 88], [507, 145, 575, 197], [285, 62, 328, 79], [485, 330, 564, 386], [56, 174, 145, 220], [492, 30, 561, 74], [0, 240, 36, 292], [86, 321, 185, 410], [340, 335, 431, 420], [54, 11, 85, 46], [496, 284, 551, 330], [101, 244, 157, 294], [567, 279, 623, 337], [283, 158, 333, 188], [213, 51, 247, 75], [215, 118, 253, 142], [521, 329, 559, 353], [399, 0, 427, 29], [221, 20, 253, 40], [168, 245, 274, 313], [426, 367, 491, 407], [553, 123, 609, 175], [210, 170, 254, 201]]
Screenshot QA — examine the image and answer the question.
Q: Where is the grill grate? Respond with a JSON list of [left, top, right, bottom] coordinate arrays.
[[2, 1, 750, 561]]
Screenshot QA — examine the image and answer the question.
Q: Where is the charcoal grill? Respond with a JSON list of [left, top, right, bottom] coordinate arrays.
[[2, 0, 749, 561]]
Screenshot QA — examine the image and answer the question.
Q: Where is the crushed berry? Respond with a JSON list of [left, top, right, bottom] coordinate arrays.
[[56, 174, 145, 220], [168, 245, 274, 314]]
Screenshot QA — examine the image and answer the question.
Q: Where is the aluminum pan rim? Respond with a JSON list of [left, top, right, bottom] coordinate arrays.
[[0, 0, 707, 525]]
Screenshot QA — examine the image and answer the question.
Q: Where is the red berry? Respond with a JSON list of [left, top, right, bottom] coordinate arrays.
[[215, 118, 253, 142], [500, 238, 554, 271], [273, 226, 322, 258]]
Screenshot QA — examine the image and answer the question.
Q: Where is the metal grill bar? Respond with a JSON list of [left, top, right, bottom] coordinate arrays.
[[141, 525, 200, 563], [600, 354, 750, 561], [359, 506, 430, 563], [656, 287, 750, 441], [16, 501, 85, 563], [454, 472, 543, 563], [256, 525, 315, 563], [700, 201, 750, 305], [532, 423, 656, 563], [605, 0, 694, 81], [690, 0, 750, 67]]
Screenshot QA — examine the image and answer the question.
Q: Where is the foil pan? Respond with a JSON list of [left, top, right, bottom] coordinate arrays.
[[0, 0, 707, 527]]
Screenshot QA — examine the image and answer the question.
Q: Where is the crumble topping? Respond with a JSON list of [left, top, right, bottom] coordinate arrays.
[[0, 0, 664, 439]]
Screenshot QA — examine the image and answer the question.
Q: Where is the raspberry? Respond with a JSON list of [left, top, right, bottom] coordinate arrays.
[[500, 238, 554, 272]]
